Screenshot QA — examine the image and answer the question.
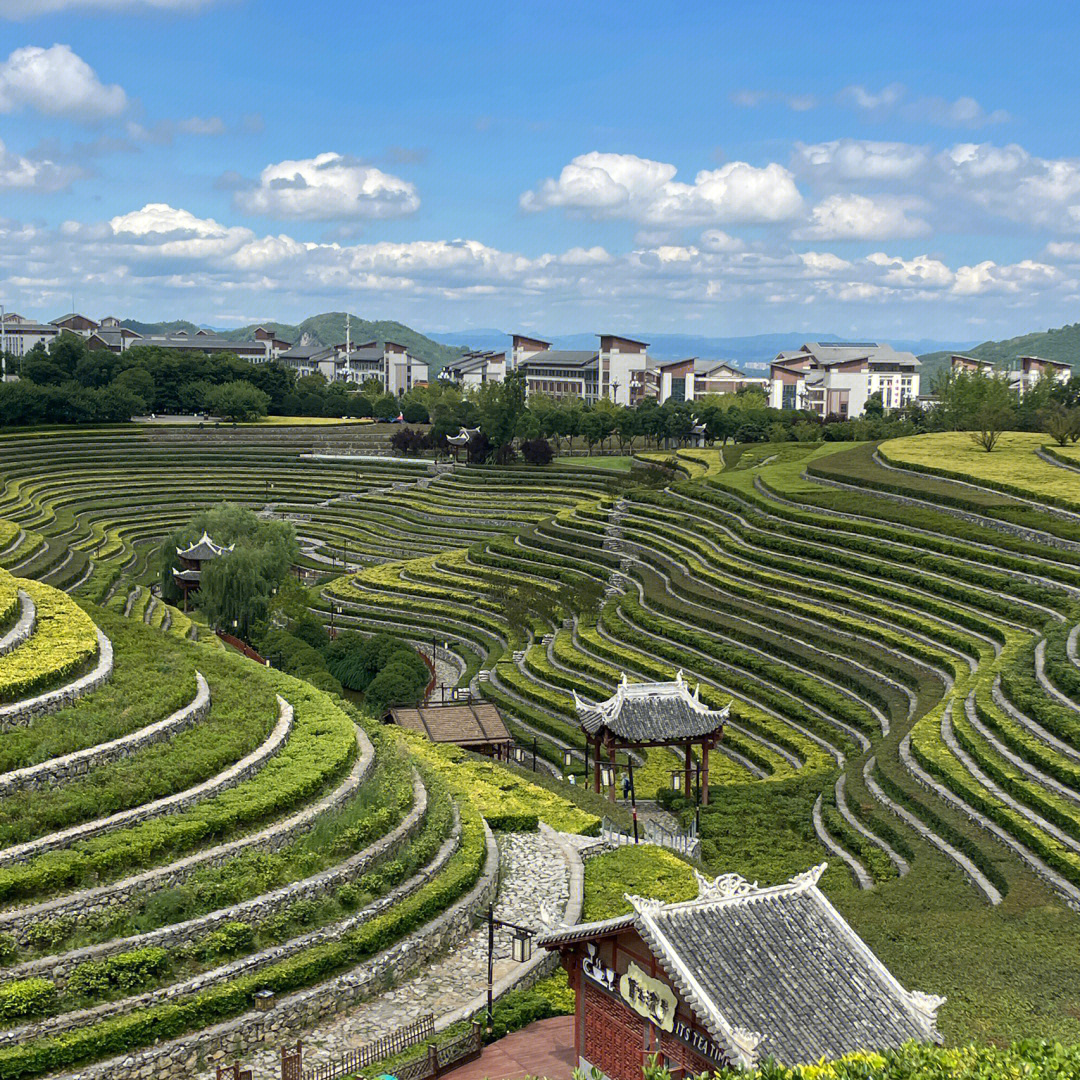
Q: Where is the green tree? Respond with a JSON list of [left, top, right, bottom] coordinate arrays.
[[206, 381, 270, 422]]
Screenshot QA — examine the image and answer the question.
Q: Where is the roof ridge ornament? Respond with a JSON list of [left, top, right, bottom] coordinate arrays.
[[624, 892, 664, 916], [788, 862, 828, 891], [694, 869, 759, 899], [729, 1027, 765, 1061], [907, 991, 947, 1023]]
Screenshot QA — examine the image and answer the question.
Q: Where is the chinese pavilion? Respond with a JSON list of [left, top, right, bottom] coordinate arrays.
[[172, 532, 233, 610], [573, 672, 727, 803], [539, 863, 944, 1077]]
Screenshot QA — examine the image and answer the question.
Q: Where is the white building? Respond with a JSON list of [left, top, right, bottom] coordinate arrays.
[[769, 342, 920, 418], [279, 339, 428, 394], [647, 358, 769, 403], [950, 353, 1074, 397], [515, 333, 654, 406], [1, 313, 61, 357], [439, 350, 506, 389]]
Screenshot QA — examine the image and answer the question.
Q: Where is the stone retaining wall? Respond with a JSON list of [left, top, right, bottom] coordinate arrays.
[[0, 714, 373, 947], [0, 688, 291, 867], [0, 627, 114, 729], [0, 590, 35, 658], [1, 793, 459, 1047], [58, 821, 500, 1080], [0, 672, 209, 798], [8, 769, 429, 989]]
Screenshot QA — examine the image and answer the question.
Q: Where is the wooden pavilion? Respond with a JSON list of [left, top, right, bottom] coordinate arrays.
[[172, 531, 233, 610], [386, 701, 514, 760], [573, 672, 728, 803]]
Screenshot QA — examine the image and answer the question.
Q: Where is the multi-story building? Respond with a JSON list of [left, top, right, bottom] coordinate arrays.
[[951, 353, 1074, 397], [1012, 355, 1073, 394], [278, 339, 428, 394], [87, 329, 275, 362], [51, 313, 100, 335], [439, 351, 506, 388], [1, 314, 60, 357], [515, 333, 654, 405], [769, 342, 920, 418], [646, 358, 768, 403]]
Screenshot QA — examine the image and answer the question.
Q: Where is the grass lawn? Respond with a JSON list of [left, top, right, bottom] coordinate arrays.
[[561, 455, 635, 471], [879, 431, 1080, 510]]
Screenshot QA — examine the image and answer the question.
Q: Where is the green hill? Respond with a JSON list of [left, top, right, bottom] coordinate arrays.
[[920, 322, 1080, 386]]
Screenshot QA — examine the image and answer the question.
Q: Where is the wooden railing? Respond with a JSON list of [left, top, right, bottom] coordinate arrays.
[[295, 1018, 483, 1080], [302, 1015, 434, 1080]]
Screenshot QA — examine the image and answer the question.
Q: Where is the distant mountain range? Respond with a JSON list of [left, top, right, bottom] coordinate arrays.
[[121, 313, 467, 372], [429, 329, 976, 371], [919, 322, 1080, 385]]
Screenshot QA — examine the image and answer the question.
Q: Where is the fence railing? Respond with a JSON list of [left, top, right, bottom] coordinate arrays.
[[302, 1015, 434, 1080], [295, 1017, 483, 1080], [601, 816, 699, 858]]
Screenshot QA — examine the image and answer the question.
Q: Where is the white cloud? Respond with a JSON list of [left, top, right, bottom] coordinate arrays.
[[731, 89, 817, 111], [838, 84, 1008, 127], [521, 152, 803, 225], [0, 138, 81, 190], [940, 142, 1080, 229], [109, 203, 254, 259], [840, 83, 905, 111], [0, 45, 126, 119], [866, 252, 954, 288], [795, 194, 930, 240], [793, 139, 929, 181], [699, 229, 745, 252], [176, 116, 225, 136], [234, 153, 419, 221], [0, 0, 213, 15], [2, 199, 1076, 333]]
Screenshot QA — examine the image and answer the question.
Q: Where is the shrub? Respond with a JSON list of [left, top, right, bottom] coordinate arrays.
[[67, 947, 170, 998], [0, 978, 56, 1022]]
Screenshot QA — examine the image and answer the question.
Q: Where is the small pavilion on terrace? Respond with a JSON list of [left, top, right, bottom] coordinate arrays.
[[386, 701, 515, 760], [573, 672, 728, 803], [172, 531, 233, 610]]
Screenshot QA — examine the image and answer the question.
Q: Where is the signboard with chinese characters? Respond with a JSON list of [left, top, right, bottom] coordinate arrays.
[[619, 961, 676, 1032]]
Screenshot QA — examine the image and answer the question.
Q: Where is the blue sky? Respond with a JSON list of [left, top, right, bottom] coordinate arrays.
[[2, 0, 1080, 341]]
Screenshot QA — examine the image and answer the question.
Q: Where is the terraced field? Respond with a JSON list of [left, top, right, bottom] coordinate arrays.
[[0, 542, 614, 1075], [3, 423, 1080, 1059]]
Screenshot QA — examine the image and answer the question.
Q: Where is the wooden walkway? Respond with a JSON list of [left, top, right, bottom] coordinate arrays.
[[441, 1016, 574, 1080]]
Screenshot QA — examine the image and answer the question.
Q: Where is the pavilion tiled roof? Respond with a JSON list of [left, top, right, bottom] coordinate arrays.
[[573, 672, 728, 741], [539, 864, 944, 1068], [175, 531, 233, 562]]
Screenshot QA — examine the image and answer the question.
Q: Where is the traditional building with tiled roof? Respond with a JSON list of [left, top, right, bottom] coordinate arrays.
[[173, 532, 233, 608], [539, 863, 944, 1075], [573, 673, 728, 803]]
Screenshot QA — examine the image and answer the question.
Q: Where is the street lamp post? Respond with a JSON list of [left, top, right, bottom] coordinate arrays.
[[486, 905, 534, 1034], [532, 736, 537, 772]]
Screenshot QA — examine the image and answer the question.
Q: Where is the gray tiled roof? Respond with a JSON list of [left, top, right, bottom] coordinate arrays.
[[574, 672, 727, 741], [540, 865, 943, 1069], [519, 350, 598, 369], [176, 532, 232, 562]]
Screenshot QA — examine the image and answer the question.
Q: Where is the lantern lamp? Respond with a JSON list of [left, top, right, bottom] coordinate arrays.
[[511, 929, 533, 963], [670, 770, 684, 791], [600, 763, 615, 788], [562, 748, 575, 768]]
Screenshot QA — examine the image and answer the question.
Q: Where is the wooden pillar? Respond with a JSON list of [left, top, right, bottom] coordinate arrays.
[[701, 739, 710, 806]]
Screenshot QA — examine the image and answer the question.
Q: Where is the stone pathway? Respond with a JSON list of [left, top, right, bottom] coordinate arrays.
[[216, 829, 576, 1080]]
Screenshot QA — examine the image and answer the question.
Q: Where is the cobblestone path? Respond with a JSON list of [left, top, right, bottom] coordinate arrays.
[[214, 828, 578, 1080]]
